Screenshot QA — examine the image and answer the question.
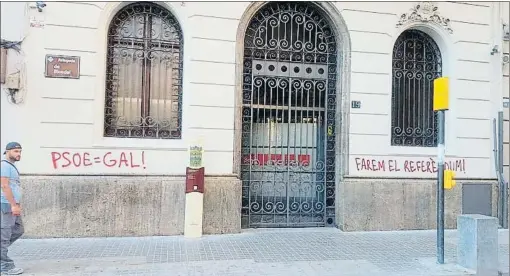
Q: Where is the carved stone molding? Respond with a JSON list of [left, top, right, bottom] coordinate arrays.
[[396, 2, 453, 34]]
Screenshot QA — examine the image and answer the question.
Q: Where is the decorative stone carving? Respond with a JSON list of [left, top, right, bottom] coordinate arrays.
[[396, 2, 453, 34]]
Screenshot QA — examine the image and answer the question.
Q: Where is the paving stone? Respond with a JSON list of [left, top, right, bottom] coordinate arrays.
[[8, 228, 509, 276]]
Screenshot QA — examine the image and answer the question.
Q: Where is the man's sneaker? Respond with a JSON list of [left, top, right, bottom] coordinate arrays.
[[2, 267, 24, 275]]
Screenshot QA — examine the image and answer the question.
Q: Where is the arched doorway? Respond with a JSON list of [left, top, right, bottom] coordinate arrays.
[[240, 2, 338, 228]]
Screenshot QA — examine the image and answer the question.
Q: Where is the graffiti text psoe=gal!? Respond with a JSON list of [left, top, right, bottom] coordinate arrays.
[[50, 151, 146, 169]]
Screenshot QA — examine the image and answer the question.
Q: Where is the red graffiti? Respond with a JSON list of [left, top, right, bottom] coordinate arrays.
[[243, 154, 311, 166], [51, 151, 146, 169], [354, 157, 466, 173]]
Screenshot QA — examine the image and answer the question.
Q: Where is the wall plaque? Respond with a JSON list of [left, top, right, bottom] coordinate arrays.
[[351, 100, 361, 109], [45, 55, 80, 79]]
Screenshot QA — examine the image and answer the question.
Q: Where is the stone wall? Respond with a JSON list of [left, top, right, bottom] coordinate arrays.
[[20, 175, 241, 238], [19, 175, 498, 237], [337, 178, 499, 231]]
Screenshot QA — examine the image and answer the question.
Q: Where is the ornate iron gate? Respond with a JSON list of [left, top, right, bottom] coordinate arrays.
[[241, 2, 337, 228]]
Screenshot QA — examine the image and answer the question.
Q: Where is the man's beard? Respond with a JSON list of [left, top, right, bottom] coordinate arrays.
[[9, 156, 20, 162]]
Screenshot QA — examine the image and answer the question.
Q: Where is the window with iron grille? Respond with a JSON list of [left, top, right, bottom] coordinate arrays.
[[104, 2, 183, 139], [391, 29, 442, 147]]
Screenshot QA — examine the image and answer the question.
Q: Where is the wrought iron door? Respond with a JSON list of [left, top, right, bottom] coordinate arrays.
[[241, 2, 337, 228]]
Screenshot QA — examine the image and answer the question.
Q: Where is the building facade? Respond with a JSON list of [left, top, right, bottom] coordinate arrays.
[[503, 10, 509, 228], [1, 1, 509, 237]]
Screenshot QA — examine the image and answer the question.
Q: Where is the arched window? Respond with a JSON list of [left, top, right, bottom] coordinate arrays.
[[391, 29, 442, 147], [104, 2, 183, 139]]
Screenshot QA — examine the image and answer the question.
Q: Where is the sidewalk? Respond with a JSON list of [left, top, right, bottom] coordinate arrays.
[[8, 228, 509, 276]]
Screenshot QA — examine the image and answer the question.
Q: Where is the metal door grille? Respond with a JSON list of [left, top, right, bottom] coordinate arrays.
[[391, 30, 442, 147], [104, 2, 183, 139], [241, 2, 337, 228]]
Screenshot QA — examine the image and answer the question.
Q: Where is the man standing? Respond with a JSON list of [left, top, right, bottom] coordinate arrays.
[[1, 142, 24, 275]]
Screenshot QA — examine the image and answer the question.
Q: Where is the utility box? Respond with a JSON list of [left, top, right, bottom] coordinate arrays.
[[462, 183, 492, 217], [184, 141, 205, 238], [185, 167, 205, 194]]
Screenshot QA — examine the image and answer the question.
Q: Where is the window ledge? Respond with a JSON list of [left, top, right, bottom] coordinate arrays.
[[92, 137, 188, 151], [387, 145, 438, 156]]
